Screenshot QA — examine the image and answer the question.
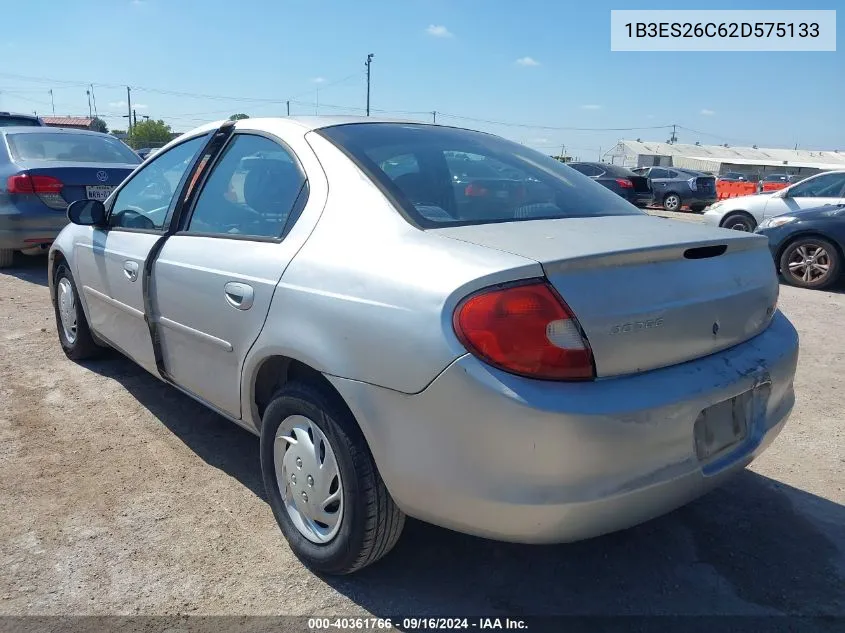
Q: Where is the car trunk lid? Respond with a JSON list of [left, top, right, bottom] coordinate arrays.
[[695, 175, 716, 194], [432, 215, 778, 377], [629, 175, 651, 193], [13, 161, 138, 208]]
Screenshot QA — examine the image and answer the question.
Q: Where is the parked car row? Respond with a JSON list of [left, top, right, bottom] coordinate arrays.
[[568, 162, 718, 212]]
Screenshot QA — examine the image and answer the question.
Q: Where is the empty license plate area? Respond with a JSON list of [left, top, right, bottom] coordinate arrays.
[[694, 389, 753, 461]]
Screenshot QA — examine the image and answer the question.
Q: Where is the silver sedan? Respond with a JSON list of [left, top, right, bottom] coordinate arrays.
[[49, 117, 799, 574]]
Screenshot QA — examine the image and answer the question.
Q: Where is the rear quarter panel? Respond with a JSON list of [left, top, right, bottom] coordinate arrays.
[[240, 132, 541, 424]]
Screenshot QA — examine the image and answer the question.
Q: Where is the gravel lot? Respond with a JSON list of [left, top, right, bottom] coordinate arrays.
[[1, 218, 844, 619]]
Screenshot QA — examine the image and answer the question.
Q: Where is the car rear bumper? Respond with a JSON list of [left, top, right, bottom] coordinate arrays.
[[684, 194, 717, 207], [0, 206, 68, 250], [628, 191, 653, 207], [329, 311, 798, 543]]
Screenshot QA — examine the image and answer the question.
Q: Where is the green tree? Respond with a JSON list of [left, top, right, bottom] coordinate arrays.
[[126, 119, 172, 149], [90, 117, 108, 133], [229, 113, 249, 120]]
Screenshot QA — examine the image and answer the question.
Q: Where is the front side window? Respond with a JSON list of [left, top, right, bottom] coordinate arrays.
[[787, 173, 845, 198], [7, 132, 140, 164], [319, 123, 642, 227], [186, 135, 306, 238], [109, 136, 206, 230]]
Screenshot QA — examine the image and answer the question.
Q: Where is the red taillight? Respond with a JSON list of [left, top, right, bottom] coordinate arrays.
[[464, 183, 488, 197], [453, 280, 594, 380], [615, 178, 633, 189], [7, 173, 63, 194]]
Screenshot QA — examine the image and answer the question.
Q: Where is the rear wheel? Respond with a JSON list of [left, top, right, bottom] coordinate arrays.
[[779, 237, 840, 290], [663, 193, 681, 212], [0, 249, 14, 268], [52, 263, 101, 360], [722, 212, 756, 232], [260, 381, 405, 574]]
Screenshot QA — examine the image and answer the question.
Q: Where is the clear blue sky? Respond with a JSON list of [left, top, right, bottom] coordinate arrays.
[[1, 0, 841, 160]]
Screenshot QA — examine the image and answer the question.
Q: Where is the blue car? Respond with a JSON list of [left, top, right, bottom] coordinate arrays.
[[0, 127, 140, 267], [755, 204, 845, 290]]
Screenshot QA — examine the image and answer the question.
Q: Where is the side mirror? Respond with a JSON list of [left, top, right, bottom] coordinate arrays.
[[67, 199, 107, 227]]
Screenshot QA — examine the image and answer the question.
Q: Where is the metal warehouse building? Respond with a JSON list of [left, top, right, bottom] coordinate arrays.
[[607, 140, 845, 179]]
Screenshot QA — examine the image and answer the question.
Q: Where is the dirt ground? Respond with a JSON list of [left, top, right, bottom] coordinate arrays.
[[1, 236, 844, 618]]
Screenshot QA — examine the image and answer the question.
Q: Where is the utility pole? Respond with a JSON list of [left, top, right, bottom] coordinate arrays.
[[432, 111, 437, 123], [126, 87, 132, 133], [560, 143, 566, 162], [133, 109, 138, 127], [669, 124, 677, 144], [49, 89, 55, 115], [86, 89, 92, 118], [89, 84, 98, 117], [286, 100, 290, 116], [365, 53, 374, 116]]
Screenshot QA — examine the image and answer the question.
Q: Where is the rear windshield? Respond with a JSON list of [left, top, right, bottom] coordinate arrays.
[[6, 132, 140, 164], [318, 123, 643, 227], [0, 115, 42, 127]]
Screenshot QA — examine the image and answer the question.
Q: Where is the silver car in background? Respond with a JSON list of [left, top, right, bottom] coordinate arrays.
[[49, 117, 798, 574]]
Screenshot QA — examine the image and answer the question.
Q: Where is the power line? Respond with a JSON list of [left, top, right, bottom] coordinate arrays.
[[435, 112, 674, 132]]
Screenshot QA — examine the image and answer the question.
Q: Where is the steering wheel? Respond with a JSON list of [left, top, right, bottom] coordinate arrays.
[[111, 207, 156, 230]]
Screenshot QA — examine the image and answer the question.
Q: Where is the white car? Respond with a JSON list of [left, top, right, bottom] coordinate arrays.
[[703, 170, 845, 232]]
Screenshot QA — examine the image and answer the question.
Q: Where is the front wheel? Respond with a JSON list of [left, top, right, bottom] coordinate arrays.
[[722, 212, 756, 232], [779, 237, 840, 290], [663, 193, 681, 212], [52, 262, 101, 360], [260, 381, 405, 574]]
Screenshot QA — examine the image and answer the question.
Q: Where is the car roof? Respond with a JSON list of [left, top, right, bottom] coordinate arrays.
[[0, 127, 114, 138], [0, 111, 41, 119]]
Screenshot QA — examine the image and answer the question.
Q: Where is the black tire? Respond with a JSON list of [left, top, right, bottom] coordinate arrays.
[[663, 193, 682, 212], [52, 262, 101, 360], [0, 249, 14, 269], [722, 212, 756, 232], [779, 237, 841, 290], [690, 204, 706, 213], [260, 381, 405, 575]]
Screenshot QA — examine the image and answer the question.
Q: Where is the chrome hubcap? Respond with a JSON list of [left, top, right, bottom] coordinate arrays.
[[274, 415, 343, 544], [57, 277, 78, 344], [787, 244, 830, 284], [665, 196, 679, 210]]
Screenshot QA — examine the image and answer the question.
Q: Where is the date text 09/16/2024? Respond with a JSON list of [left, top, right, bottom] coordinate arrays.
[[307, 617, 528, 630]]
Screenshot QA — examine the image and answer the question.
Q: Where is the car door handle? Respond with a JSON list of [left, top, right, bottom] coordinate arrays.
[[224, 282, 254, 310], [123, 260, 139, 281]]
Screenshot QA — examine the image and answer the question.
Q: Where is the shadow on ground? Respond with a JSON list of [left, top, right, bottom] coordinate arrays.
[[82, 353, 845, 618], [1, 253, 49, 288]]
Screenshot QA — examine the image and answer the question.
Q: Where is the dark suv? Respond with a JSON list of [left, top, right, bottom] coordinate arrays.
[[631, 166, 717, 212], [0, 112, 46, 128]]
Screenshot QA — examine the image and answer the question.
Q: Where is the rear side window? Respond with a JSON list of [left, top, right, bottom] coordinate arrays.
[[6, 132, 140, 164], [186, 134, 307, 239], [569, 163, 602, 177], [319, 123, 642, 228]]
